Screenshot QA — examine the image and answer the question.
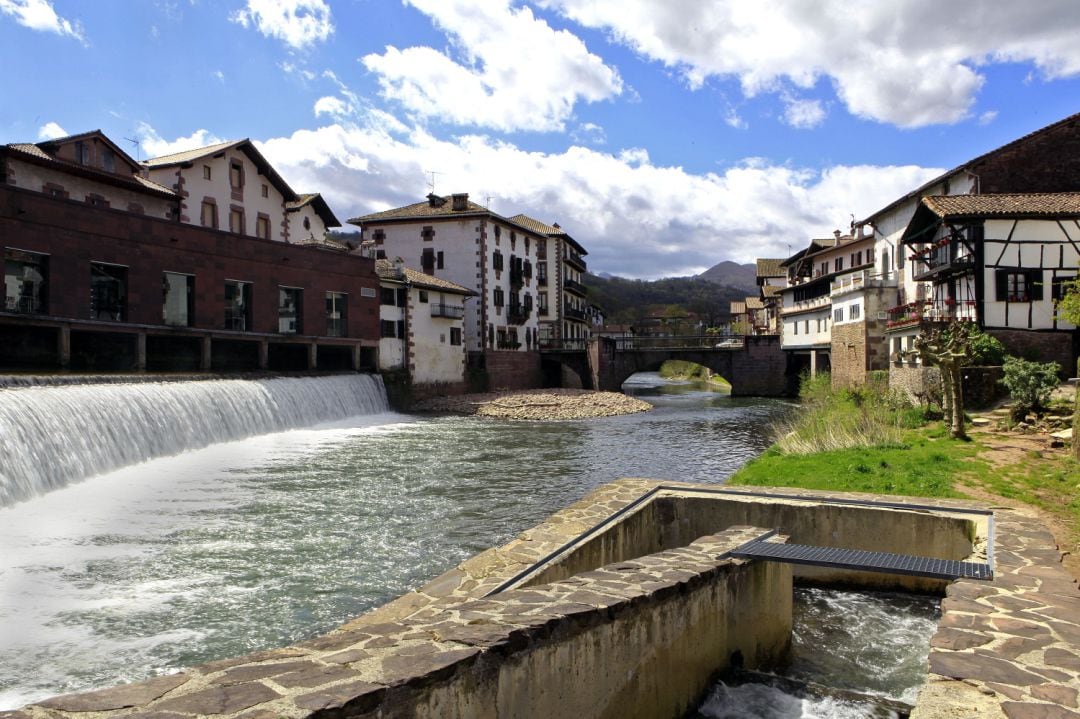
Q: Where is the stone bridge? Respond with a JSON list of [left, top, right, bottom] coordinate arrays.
[[542, 335, 796, 396]]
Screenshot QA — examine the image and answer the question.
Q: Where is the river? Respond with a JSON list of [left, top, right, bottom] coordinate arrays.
[[0, 373, 790, 709]]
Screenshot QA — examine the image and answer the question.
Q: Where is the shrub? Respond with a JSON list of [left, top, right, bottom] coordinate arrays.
[[969, 331, 1007, 366], [1001, 356, 1060, 418]]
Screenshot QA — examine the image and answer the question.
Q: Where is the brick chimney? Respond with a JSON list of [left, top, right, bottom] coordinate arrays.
[[451, 193, 468, 211]]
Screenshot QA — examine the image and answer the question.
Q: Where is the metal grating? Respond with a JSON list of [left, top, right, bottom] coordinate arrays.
[[731, 539, 993, 581]]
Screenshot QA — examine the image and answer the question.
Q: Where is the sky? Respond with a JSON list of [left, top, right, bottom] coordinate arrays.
[[2, 1, 1080, 279]]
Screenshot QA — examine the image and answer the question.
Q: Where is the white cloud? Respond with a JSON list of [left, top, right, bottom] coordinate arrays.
[[36, 121, 68, 140], [256, 112, 943, 279], [0, 0, 84, 43], [137, 123, 226, 159], [231, 0, 332, 50], [538, 0, 1080, 128], [313, 95, 353, 120], [571, 122, 607, 145], [782, 96, 825, 129], [213, 70, 225, 84], [978, 110, 998, 126], [361, 0, 623, 132]]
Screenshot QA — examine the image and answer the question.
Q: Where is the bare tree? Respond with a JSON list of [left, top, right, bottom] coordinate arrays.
[[915, 322, 978, 440]]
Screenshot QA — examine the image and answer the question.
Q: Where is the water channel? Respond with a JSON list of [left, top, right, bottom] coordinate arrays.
[[0, 373, 938, 717]]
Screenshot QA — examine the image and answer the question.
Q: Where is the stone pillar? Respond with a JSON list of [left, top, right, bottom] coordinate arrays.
[[57, 325, 70, 369], [810, 349, 817, 377], [200, 336, 212, 371], [351, 344, 361, 371], [258, 340, 269, 370], [136, 333, 146, 371], [308, 342, 318, 370]]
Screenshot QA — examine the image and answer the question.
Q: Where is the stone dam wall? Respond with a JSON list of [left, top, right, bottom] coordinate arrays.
[[9, 479, 1080, 719]]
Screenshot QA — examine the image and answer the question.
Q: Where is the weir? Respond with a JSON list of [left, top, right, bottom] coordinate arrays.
[[0, 374, 389, 506]]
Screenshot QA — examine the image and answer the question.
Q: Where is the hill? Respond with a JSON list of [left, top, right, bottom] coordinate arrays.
[[584, 272, 748, 326], [697, 261, 757, 292]]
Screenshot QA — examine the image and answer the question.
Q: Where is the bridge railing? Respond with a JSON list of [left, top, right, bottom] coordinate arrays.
[[540, 338, 588, 352], [609, 335, 745, 351]]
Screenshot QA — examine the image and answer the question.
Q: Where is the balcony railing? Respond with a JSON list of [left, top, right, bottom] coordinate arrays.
[[537, 274, 548, 286], [565, 251, 587, 272], [884, 300, 978, 330], [431, 303, 465, 319], [563, 305, 586, 321], [564, 278, 587, 296], [4, 295, 45, 314], [780, 295, 831, 315], [830, 269, 897, 296], [508, 306, 531, 325], [910, 240, 975, 281], [540, 338, 587, 351]]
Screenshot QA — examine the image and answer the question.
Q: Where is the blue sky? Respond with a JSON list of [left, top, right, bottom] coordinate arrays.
[[3, 0, 1080, 278]]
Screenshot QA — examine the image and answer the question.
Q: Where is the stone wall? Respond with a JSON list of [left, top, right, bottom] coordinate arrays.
[[960, 366, 1006, 409], [987, 329, 1076, 377], [16, 526, 793, 719], [831, 322, 868, 389], [891, 364, 943, 406], [484, 349, 543, 390]]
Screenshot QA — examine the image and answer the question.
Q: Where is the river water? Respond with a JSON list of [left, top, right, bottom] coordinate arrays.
[[0, 373, 790, 709]]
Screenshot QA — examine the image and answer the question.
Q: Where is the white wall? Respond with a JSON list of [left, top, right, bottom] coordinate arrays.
[[411, 289, 468, 384], [378, 285, 406, 370], [7, 158, 175, 219], [781, 307, 831, 349], [287, 205, 329, 243]]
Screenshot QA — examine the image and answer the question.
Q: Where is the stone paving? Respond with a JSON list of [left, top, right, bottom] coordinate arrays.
[[5, 479, 1079, 718]]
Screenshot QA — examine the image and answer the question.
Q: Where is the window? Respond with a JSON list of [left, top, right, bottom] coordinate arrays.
[[278, 287, 302, 334], [1052, 275, 1077, 302], [203, 165, 212, 180], [44, 183, 67, 199], [303, 216, 311, 231], [75, 141, 89, 165], [261, 184, 269, 198], [256, 214, 270, 240], [90, 262, 127, 321], [380, 287, 397, 305], [996, 269, 1043, 302], [418, 290, 429, 303], [372, 229, 385, 245], [834, 257, 844, 273], [437, 251, 444, 270], [493, 287, 505, 307], [397, 320, 405, 338], [819, 262, 828, 276], [421, 225, 435, 241], [4, 248, 48, 314], [833, 307, 844, 323], [326, 292, 347, 337], [538, 291, 548, 316], [492, 251, 504, 271], [804, 320, 809, 334], [537, 262, 547, 284], [230, 161, 243, 190], [397, 288, 407, 308], [376, 249, 386, 260], [850, 303, 861, 320], [163, 272, 194, 327], [85, 194, 108, 208], [380, 319, 397, 338], [102, 148, 116, 173], [421, 247, 435, 274], [229, 208, 244, 234], [450, 327, 462, 346], [201, 200, 217, 229], [793, 321, 798, 336], [224, 280, 252, 330]]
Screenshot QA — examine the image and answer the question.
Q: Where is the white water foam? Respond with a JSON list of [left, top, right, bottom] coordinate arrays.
[[0, 374, 389, 506]]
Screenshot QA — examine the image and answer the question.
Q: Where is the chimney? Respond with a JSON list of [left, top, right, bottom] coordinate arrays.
[[427, 193, 446, 208], [393, 257, 405, 278], [451, 193, 468, 211], [833, 229, 842, 240]]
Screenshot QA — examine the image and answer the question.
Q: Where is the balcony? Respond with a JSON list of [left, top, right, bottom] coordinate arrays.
[[565, 251, 587, 272], [538, 305, 549, 317], [431, 303, 465, 319], [537, 274, 548, 287], [564, 278, 588, 296], [884, 300, 978, 331], [508, 305, 531, 325], [779, 294, 831, 315], [830, 269, 897, 297], [910, 240, 975, 281], [563, 305, 586, 321]]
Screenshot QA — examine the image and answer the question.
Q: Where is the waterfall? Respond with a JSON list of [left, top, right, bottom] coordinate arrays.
[[0, 374, 389, 507]]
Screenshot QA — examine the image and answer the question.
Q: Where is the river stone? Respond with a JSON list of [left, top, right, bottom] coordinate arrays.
[[1031, 684, 1079, 708], [293, 680, 385, 713], [217, 660, 317, 685], [153, 683, 280, 715], [37, 674, 190, 712], [273, 663, 365, 689], [378, 648, 481, 687], [1002, 701, 1080, 719], [929, 651, 1046, 685], [1044, 647, 1080, 671], [930, 628, 992, 651]]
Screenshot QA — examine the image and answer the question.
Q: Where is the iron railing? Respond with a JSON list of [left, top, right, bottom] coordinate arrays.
[[431, 303, 465, 319]]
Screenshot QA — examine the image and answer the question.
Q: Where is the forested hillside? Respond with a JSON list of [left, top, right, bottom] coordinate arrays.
[[584, 273, 749, 326]]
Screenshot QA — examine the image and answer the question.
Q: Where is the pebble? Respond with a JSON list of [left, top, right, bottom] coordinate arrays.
[[412, 389, 653, 421]]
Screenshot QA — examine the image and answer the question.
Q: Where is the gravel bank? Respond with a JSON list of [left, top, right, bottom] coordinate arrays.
[[412, 388, 653, 420]]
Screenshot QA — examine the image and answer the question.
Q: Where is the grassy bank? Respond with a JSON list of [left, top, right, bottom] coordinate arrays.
[[728, 373, 1079, 553], [658, 360, 731, 389]]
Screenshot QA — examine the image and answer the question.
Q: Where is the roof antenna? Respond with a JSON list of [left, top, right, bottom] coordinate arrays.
[[424, 169, 442, 195], [485, 194, 494, 210], [123, 136, 141, 162]]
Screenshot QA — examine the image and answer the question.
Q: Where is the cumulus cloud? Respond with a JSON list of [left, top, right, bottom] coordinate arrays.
[[538, 0, 1080, 128], [361, 0, 622, 132], [36, 121, 68, 140], [782, 96, 826, 129], [256, 113, 942, 278], [231, 0, 332, 50], [0, 0, 84, 43], [571, 122, 607, 145], [137, 123, 226, 159]]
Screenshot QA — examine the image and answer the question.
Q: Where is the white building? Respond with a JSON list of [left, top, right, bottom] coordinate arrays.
[[375, 258, 475, 389], [144, 139, 341, 246]]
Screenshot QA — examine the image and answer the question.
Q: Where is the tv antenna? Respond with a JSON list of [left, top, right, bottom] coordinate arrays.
[[123, 136, 141, 162], [424, 169, 443, 194], [484, 194, 494, 210]]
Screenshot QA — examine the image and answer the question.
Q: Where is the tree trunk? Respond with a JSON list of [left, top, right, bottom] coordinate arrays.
[[1073, 359, 1079, 461], [939, 360, 966, 440]]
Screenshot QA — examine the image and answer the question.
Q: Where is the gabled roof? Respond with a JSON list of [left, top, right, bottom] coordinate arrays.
[[287, 193, 341, 228], [859, 110, 1080, 225], [756, 258, 785, 279], [143, 139, 298, 201], [762, 285, 783, 299], [374, 258, 476, 296], [3, 133, 177, 199], [922, 192, 1080, 219], [349, 194, 491, 224], [508, 213, 587, 255], [730, 301, 746, 314], [36, 129, 143, 174], [745, 296, 765, 310]]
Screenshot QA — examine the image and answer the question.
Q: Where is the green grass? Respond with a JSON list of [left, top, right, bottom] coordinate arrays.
[[731, 426, 979, 497], [658, 360, 731, 388]]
